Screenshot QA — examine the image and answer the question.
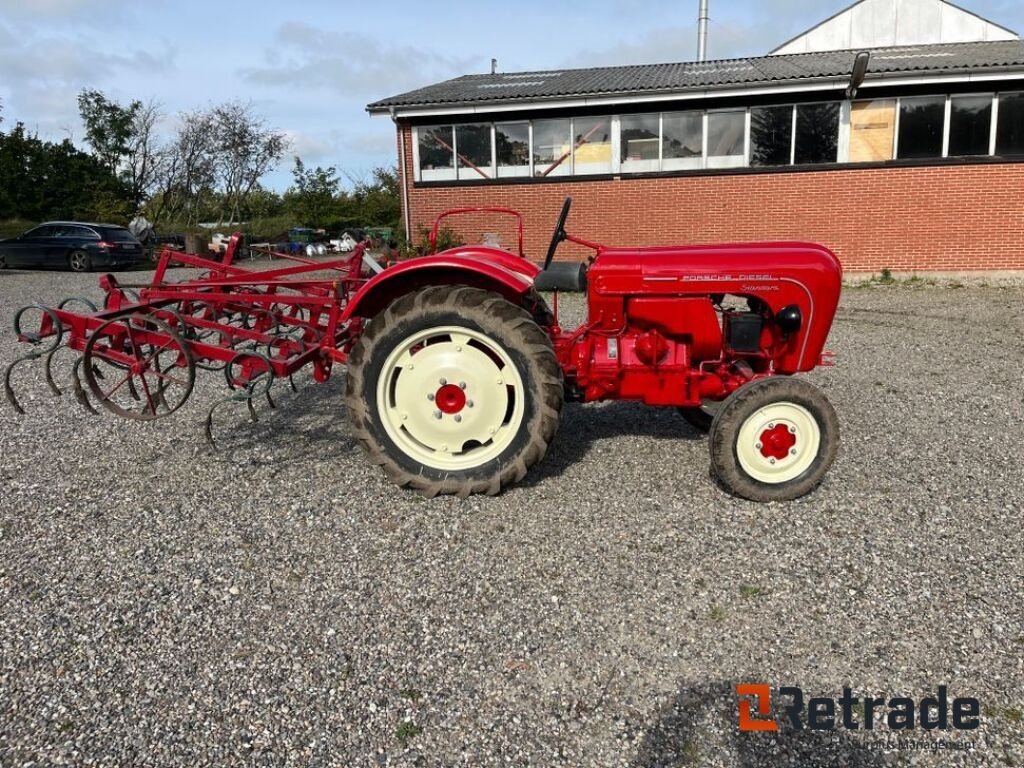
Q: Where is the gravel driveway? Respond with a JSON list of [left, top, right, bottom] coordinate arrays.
[[0, 266, 1021, 767]]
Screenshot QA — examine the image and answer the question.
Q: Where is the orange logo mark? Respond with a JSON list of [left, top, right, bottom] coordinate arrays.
[[737, 683, 779, 732]]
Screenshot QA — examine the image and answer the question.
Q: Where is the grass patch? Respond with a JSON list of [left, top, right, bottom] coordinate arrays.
[[396, 721, 422, 745], [709, 605, 727, 622], [739, 584, 765, 598]]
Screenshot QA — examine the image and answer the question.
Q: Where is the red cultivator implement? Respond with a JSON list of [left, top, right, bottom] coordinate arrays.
[[6, 199, 844, 501], [5, 234, 369, 440]]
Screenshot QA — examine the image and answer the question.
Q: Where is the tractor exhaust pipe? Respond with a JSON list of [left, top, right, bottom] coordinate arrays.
[[697, 0, 709, 62]]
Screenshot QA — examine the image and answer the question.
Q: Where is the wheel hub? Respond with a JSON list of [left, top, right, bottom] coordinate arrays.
[[758, 423, 797, 461], [434, 383, 467, 415], [735, 402, 820, 485]]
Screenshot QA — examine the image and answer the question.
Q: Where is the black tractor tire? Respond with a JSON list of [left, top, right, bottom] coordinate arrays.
[[345, 285, 563, 497], [68, 250, 92, 273], [709, 377, 839, 502]]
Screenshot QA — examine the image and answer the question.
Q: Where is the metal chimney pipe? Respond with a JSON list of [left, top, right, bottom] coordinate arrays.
[[697, 0, 709, 62], [491, 58, 498, 75]]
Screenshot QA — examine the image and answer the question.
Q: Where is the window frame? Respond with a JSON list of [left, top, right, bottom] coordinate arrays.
[[946, 92, 995, 158], [793, 100, 842, 165], [494, 120, 532, 179], [705, 108, 747, 169], [894, 94, 947, 161]]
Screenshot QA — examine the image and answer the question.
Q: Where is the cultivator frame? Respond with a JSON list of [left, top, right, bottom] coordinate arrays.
[[4, 233, 368, 439]]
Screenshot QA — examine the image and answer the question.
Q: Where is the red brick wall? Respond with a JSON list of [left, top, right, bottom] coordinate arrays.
[[397, 125, 1024, 273]]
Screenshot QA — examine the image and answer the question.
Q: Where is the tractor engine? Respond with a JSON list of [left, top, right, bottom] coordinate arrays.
[[556, 240, 842, 408], [565, 293, 776, 406]]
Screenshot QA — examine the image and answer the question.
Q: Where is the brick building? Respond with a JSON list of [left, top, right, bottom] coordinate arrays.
[[368, 0, 1024, 273]]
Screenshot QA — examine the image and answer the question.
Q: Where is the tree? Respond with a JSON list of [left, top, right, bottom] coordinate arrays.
[[124, 100, 163, 209], [352, 167, 401, 230], [0, 121, 129, 222], [286, 157, 340, 227], [77, 89, 139, 173], [208, 102, 289, 224]]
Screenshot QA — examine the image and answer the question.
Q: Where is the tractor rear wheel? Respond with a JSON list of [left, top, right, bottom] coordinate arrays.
[[345, 285, 563, 497], [709, 377, 838, 502]]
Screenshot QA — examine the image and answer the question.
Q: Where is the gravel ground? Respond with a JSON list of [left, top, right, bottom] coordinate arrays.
[[0, 264, 1022, 767]]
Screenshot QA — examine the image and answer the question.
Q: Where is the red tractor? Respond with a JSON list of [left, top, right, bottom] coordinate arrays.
[[346, 198, 841, 501], [6, 198, 841, 502]]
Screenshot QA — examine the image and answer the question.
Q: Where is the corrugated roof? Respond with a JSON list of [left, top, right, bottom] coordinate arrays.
[[367, 40, 1024, 113]]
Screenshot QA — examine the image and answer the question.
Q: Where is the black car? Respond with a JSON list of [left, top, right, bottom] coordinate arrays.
[[0, 222, 145, 272]]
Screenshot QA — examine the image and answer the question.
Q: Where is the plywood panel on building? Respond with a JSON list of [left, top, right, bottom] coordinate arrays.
[[850, 100, 896, 162]]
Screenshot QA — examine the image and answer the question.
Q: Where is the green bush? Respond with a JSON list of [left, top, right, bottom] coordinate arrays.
[[0, 219, 36, 238]]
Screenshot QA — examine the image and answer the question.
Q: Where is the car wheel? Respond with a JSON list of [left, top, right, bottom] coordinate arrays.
[[68, 250, 92, 273], [0, 252, 7, 270], [709, 377, 839, 502]]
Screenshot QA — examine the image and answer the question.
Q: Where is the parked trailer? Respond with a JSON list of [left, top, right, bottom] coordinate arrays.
[[6, 199, 842, 501]]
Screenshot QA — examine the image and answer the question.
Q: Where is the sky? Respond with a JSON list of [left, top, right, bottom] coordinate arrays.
[[1, 0, 1022, 190]]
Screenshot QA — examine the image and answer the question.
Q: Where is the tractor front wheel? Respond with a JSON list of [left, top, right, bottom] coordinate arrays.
[[709, 377, 838, 502], [345, 286, 563, 497]]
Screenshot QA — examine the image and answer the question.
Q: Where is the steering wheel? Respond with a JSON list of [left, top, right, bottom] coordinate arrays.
[[544, 197, 572, 271]]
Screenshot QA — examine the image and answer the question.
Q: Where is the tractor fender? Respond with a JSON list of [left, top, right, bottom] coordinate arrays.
[[341, 248, 539, 322]]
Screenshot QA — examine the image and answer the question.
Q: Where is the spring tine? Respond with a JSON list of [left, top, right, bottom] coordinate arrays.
[[92, 363, 106, 381], [71, 359, 99, 415], [3, 355, 32, 415], [44, 346, 64, 396], [265, 391, 276, 410], [127, 375, 141, 401], [288, 375, 298, 393], [204, 406, 218, 448], [246, 398, 258, 423]]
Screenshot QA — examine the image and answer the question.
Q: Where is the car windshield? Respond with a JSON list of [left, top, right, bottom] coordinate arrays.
[[98, 227, 137, 242]]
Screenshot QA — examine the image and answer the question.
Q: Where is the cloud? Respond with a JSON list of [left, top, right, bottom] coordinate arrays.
[[240, 21, 477, 98], [0, 0, 160, 19], [0, 17, 174, 144]]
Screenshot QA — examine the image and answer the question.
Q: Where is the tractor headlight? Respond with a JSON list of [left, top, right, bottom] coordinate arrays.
[[776, 304, 802, 335]]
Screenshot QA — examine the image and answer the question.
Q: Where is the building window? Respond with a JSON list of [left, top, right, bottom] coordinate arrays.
[[573, 117, 613, 175], [532, 119, 572, 177], [849, 99, 896, 162], [996, 92, 1024, 155], [897, 96, 945, 159], [495, 123, 530, 177], [620, 113, 660, 172], [706, 111, 744, 168], [948, 95, 992, 157], [750, 106, 793, 167], [663, 111, 704, 170], [795, 102, 839, 164], [417, 126, 456, 181], [455, 123, 493, 179]]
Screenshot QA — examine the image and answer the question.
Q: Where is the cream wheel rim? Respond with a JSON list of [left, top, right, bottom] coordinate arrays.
[[735, 402, 820, 485], [376, 325, 526, 471]]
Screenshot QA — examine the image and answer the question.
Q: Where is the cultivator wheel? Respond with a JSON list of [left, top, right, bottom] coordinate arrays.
[[708, 377, 839, 502], [346, 286, 563, 498], [82, 315, 196, 421]]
